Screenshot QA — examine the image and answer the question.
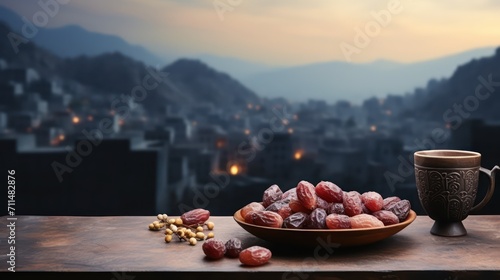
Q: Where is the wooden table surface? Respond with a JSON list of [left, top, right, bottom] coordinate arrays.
[[1, 215, 500, 279]]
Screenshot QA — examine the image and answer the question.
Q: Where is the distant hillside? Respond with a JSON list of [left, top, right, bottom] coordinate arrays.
[[0, 6, 165, 66], [0, 21, 260, 111], [404, 47, 500, 121], [35, 25, 165, 67], [0, 21, 60, 75], [61, 52, 151, 95], [191, 54, 276, 82], [163, 59, 260, 107], [244, 47, 497, 104]]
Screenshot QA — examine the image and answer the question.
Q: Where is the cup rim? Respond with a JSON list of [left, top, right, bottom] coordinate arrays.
[[414, 149, 480, 159]]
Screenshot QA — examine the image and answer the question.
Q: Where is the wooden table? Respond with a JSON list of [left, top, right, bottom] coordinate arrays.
[[1, 215, 500, 279]]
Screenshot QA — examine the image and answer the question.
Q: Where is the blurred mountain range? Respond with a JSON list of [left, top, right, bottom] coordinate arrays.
[[1, 7, 499, 123], [243, 47, 497, 104], [1, 5, 498, 105], [404, 48, 500, 122], [0, 5, 165, 67], [0, 20, 260, 111]]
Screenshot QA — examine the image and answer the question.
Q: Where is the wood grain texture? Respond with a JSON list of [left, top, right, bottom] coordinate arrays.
[[1, 215, 500, 279]]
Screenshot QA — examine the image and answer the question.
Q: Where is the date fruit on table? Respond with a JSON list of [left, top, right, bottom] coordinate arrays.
[[225, 238, 243, 258], [239, 246, 272, 266], [181, 208, 210, 225], [202, 239, 226, 259]]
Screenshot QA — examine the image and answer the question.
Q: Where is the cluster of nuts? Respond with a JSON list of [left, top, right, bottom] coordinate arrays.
[[148, 213, 215, 246]]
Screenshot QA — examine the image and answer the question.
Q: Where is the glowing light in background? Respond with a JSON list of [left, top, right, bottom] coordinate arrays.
[[294, 150, 303, 160], [370, 125, 377, 132], [216, 139, 225, 148], [51, 134, 66, 146], [72, 116, 80, 124], [229, 164, 239, 175]]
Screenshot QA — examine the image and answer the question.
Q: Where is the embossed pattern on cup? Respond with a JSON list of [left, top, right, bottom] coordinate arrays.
[[414, 149, 498, 236], [415, 166, 479, 222]]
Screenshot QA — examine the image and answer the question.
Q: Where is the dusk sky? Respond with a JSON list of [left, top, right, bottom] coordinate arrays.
[[2, 0, 500, 66]]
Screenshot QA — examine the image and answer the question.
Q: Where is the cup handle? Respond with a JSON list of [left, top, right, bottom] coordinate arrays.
[[470, 165, 500, 213]]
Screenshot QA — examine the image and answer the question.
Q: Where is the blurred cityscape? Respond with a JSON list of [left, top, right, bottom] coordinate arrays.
[[1, 16, 500, 216]]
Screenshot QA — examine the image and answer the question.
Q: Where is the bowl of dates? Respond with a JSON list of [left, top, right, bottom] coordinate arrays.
[[233, 181, 416, 247]]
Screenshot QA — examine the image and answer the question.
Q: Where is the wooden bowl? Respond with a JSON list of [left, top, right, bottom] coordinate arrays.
[[233, 209, 416, 247]]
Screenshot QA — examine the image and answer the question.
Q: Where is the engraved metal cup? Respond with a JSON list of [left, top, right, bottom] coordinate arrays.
[[414, 150, 499, 237]]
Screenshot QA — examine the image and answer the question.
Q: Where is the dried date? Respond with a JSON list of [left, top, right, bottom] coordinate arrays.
[[262, 184, 283, 207], [361, 191, 383, 212], [225, 238, 243, 258], [316, 196, 331, 210], [244, 211, 260, 224], [283, 212, 309, 229], [327, 203, 345, 215], [350, 214, 384, 228], [282, 188, 297, 200], [250, 211, 283, 228], [202, 239, 226, 259], [241, 202, 265, 218], [304, 208, 327, 229], [181, 208, 210, 225], [383, 196, 401, 210], [239, 246, 272, 266], [343, 191, 363, 217], [276, 204, 293, 220], [325, 214, 351, 229], [386, 199, 411, 222], [289, 198, 312, 213], [361, 203, 371, 214], [315, 181, 343, 203], [372, 210, 399, 226], [296, 180, 317, 210], [265, 200, 293, 219]]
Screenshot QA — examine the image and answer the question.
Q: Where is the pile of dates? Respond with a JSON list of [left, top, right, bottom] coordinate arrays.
[[241, 180, 411, 229]]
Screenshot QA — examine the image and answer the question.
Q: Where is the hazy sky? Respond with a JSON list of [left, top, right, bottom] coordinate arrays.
[[2, 0, 500, 66]]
